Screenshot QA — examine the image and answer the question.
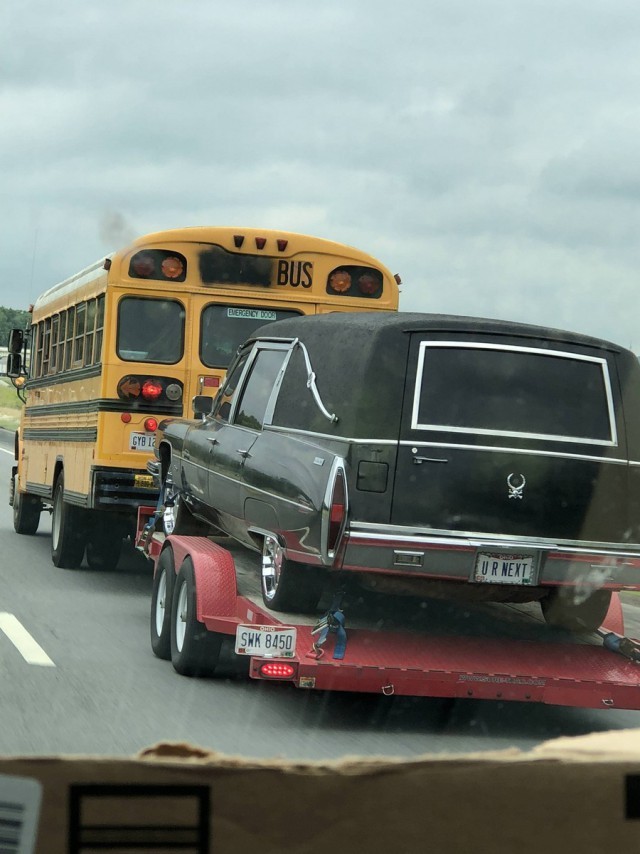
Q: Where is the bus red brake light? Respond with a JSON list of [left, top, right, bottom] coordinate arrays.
[[144, 417, 158, 432], [141, 380, 163, 401], [131, 252, 156, 278], [161, 256, 185, 279], [328, 469, 347, 553], [328, 270, 351, 293], [358, 273, 380, 295]]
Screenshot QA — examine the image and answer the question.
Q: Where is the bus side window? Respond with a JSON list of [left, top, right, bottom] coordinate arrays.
[[93, 295, 104, 365], [33, 322, 43, 378], [85, 299, 96, 366], [58, 311, 67, 374], [65, 307, 75, 371], [41, 318, 51, 376], [74, 303, 86, 367], [50, 315, 60, 374]]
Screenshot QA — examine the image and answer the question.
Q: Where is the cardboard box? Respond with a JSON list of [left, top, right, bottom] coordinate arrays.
[[2, 729, 640, 853]]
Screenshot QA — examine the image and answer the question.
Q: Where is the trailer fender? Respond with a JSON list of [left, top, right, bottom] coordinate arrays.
[[165, 535, 238, 621]]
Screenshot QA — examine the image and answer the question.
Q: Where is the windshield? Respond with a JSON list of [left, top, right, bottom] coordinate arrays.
[[5, 0, 640, 788]]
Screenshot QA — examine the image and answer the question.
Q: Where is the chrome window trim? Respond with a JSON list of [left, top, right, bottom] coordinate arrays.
[[350, 521, 640, 554], [399, 440, 629, 466], [265, 424, 398, 444], [411, 341, 618, 446]]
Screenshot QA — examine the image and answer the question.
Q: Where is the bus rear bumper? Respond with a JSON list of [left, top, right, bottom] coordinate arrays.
[[91, 468, 160, 511]]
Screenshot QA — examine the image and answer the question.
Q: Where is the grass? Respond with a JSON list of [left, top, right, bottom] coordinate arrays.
[[0, 379, 23, 431]]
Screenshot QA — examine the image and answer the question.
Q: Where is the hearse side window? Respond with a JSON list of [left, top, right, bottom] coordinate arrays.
[[234, 348, 289, 431], [212, 351, 250, 423], [414, 343, 615, 444]]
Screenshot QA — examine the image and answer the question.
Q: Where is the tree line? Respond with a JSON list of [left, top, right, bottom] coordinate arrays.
[[0, 307, 30, 347]]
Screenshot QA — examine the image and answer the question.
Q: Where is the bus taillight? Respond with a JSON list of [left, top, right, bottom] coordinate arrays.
[[144, 418, 158, 432], [141, 380, 163, 401]]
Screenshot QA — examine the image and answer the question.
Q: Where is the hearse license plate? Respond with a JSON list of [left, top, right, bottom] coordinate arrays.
[[235, 625, 297, 658], [129, 432, 156, 451], [473, 551, 537, 585]]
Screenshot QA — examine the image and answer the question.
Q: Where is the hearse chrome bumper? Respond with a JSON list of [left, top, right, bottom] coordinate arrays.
[[340, 523, 640, 589]]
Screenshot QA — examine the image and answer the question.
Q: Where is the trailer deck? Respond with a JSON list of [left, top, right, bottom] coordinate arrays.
[[139, 511, 640, 710]]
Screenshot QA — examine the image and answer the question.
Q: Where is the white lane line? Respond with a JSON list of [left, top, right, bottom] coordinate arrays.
[[0, 613, 55, 667], [0, 447, 14, 455]]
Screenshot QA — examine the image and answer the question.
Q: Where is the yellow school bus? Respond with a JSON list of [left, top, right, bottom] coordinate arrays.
[[8, 226, 400, 570]]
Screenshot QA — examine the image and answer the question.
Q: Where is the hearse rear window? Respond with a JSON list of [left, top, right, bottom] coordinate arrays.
[[412, 343, 616, 445]]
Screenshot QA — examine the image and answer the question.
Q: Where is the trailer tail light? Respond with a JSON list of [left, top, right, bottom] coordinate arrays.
[[259, 662, 296, 679], [328, 468, 347, 554]]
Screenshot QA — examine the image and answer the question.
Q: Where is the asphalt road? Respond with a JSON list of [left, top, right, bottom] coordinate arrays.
[[1, 428, 640, 760]]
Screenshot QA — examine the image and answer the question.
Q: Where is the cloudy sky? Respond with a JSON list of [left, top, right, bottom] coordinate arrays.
[[3, 0, 640, 348]]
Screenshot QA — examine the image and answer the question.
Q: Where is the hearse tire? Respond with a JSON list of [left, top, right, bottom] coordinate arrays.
[[163, 487, 209, 537], [12, 486, 41, 535], [261, 536, 325, 613], [151, 548, 175, 660], [51, 473, 88, 569], [170, 557, 222, 677], [541, 588, 612, 633]]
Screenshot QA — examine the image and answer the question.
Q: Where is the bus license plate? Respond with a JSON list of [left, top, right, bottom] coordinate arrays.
[[473, 551, 537, 585], [129, 432, 156, 451], [235, 625, 297, 658]]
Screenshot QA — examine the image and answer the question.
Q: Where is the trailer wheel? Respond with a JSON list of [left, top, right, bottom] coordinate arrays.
[[51, 473, 87, 569], [170, 557, 222, 676], [12, 481, 41, 535], [541, 587, 612, 632], [261, 535, 325, 613], [151, 548, 175, 660]]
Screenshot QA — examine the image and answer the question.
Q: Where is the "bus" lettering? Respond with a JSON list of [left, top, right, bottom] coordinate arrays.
[[276, 260, 313, 288]]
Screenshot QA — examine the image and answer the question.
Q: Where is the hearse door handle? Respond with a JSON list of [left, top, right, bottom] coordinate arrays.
[[236, 448, 252, 459], [413, 456, 448, 465], [184, 449, 191, 460], [207, 437, 219, 445]]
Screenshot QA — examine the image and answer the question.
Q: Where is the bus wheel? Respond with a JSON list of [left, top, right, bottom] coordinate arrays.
[[12, 483, 42, 535], [151, 548, 175, 660], [85, 519, 123, 571], [170, 557, 222, 677], [541, 588, 612, 632], [51, 473, 87, 569], [261, 535, 325, 613]]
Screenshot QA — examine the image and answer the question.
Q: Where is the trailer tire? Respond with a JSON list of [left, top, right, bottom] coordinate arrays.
[[261, 535, 325, 614], [170, 557, 222, 676], [151, 548, 175, 660], [12, 483, 41, 535], [541, 587, 612, 632], [51, 473, 87, 569]]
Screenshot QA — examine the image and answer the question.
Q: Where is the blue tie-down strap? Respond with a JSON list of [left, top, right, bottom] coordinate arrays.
[[310, 608, 347, 660], [599, 630, 640, 663]]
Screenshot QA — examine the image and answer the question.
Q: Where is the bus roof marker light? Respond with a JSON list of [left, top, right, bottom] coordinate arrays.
[[277, 239, 288, 252], [255, 237, 267, 250], [103, 258, 112, 271], [233, 235, 245, 248]]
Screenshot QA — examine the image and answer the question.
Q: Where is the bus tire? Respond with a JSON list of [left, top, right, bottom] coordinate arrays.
[[51, 473, 87, 569], [541, 587, 612, 632], [12, 484, 42, 535], [85, 517, 123, 571], [170, 557, 222, 677], [261, 535, 325, 613], [151, 548, 175, 660]]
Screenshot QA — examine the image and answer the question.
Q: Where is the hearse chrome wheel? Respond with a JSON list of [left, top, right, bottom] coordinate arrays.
[[261, 536, 283, 603], [260, 535, 326, 614]]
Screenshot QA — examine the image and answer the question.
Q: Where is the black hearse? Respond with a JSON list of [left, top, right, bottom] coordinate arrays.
[[156, 312, 640, 630]]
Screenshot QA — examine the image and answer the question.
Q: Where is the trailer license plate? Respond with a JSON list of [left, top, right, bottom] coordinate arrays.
[[129, 432, 156, 451], [235, 625, 297, 658], [473, 551, 536, 585]]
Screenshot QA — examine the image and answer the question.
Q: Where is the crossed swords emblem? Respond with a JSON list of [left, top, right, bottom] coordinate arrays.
[[507, 473, 526, 499]]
